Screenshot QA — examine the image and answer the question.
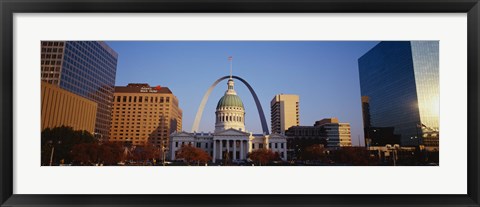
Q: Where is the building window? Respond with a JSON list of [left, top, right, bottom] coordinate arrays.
[[275, 143, 278, 148], [259, 144, 263, 149], [252, 143, 255, 149]]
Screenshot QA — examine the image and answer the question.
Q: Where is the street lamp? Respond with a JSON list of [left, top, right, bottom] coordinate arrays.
[[49, 140, 62, 166], [386, 144, 399, 166], [162, 146, 166, 166]]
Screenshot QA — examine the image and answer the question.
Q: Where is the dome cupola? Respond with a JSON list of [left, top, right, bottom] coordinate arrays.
[[216, 79, 244, 110], [215, 78, 246, 133]]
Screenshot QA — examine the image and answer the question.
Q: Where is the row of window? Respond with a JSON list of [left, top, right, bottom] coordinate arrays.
[[41, 73, 60, 78], [114, 111, 169, 115], [115, 103, 168, 107], [114, 107, 169, 111], [42, 66, 61, 72], [41, 60, 62, 66], [112, 122, 167, 125], [111, 134, 168, 137], [173, 141, 285, 149], [42, 42, 65, 47], [216, 115, 243, 122], [41, 54, 63, 59], [115, 114, 166, 117], [41, 47, 64, 53], [116, 95, 170, 103], [112, 129, 168, 132], [114, 118, 167, 122]]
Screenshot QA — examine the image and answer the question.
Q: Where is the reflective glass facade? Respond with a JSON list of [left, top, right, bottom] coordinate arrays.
[[358, 41, 439, 146], [41, 41, 118, 140]]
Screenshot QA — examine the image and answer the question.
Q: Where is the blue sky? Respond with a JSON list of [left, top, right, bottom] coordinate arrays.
[[106, 41, 379, 146]]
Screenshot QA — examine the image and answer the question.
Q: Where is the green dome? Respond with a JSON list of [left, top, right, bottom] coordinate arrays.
[[216, 94, 244, 109]]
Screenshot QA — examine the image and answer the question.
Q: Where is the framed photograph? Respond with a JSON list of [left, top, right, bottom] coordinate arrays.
[[1, 0, 479, 206]]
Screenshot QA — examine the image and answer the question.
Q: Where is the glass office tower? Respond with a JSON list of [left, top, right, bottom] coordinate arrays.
[[358, 41, 439, 146], [41, 41, 118, 140]]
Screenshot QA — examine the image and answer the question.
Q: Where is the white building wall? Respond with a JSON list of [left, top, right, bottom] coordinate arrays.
[[170, 131, 288, 162]]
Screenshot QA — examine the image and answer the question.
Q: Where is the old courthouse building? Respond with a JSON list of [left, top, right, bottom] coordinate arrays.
[[170, 77, 287, 163], [109, 83, 182, 147]]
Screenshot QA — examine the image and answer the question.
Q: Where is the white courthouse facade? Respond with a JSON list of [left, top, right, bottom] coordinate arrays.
[[170, 77, 287, 163]]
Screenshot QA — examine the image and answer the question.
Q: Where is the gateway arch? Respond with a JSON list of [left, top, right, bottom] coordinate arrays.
[[191, 75, 270, 135]]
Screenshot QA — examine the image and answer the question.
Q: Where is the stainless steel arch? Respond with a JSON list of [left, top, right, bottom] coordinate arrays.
[[191, 75, 269, 135]]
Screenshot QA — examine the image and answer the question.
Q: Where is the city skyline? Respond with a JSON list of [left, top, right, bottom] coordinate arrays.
[[106, 41, 379, 146]]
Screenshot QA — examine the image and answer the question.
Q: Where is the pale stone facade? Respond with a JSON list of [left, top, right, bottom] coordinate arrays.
[[169, 129, 287, 162]]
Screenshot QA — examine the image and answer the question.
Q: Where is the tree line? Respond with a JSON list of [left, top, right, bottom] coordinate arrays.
[[41, 126, 167, 166]]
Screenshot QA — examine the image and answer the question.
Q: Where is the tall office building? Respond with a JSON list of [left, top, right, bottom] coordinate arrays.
[[271, 94, 299, 134], [109, 83, 182, 147], [358, 41, 439, 146], [41, 81, 97, 133], [41, 41, 118, 140], [285, 117, 351, 158], [314, 118, 352, 147]]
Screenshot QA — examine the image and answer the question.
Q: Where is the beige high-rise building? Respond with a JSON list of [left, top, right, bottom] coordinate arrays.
[[109, 83, 182, 147], [41, 81, 97, 134], [271, 94, 299, 134]]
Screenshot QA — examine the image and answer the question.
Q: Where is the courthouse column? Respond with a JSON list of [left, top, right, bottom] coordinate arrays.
[[240, 140, 244, 160], [219, 140, 223, 160], [212, 140, 216, 163], [233, 140, 237, 160]]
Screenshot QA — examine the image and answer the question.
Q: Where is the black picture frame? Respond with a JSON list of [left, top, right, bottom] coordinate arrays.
[[1, 0, 479, 206]]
